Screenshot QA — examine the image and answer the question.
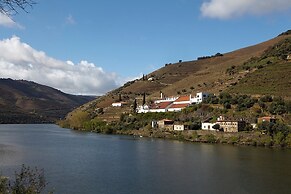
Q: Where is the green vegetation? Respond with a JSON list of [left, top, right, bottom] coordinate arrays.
[[228, 38, 291, 96], [0, 165, 51, 194], [205, 92, 258, 112]]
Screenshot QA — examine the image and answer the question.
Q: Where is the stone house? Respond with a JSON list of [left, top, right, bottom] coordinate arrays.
[[216, 120, 246, 132], [157, 119, 174, 130]]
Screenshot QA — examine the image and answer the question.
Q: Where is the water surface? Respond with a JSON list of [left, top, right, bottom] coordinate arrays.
[[0, 124, 290, 194]]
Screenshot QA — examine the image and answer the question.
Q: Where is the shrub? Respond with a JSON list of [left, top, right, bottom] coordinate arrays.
[[285, 134, 291, 148], [219, 92, 232, 104], [0, 165, 49, 194], [273, 132, 285, 147], [191, 131, 199, 140], [228, 136, 239, 144], [224, 102, 231, 109], [205, 134, 216, 143]]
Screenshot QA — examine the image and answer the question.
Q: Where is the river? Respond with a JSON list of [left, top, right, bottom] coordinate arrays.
[[0, 124, 290, 194]]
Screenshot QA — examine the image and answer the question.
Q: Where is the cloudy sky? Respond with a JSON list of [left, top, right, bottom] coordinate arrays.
[[0, 0, 290, 95]]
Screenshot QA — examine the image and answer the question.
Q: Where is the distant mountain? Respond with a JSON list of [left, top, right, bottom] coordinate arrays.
[[0, 79, 96, 123], [63, 30, 291, 125]]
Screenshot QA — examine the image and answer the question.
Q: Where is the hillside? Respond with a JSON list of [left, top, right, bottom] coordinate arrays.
[[63, 31, 291, 126], [0, 79, 95, 123]]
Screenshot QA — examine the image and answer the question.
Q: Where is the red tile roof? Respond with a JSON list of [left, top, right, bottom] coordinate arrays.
[[151, 101, 172, 109], [169, 103, 189, 109], [174, 95, 190, 102]]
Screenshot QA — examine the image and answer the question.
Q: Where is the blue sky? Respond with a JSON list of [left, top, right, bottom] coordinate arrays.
[[0, 0, 290, 95]]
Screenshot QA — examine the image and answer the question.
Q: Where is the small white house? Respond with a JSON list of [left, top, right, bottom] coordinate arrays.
[[201, 122, 216, 131], [112, 102, 127, 107]]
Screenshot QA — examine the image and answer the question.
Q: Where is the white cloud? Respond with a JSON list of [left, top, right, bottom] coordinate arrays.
[[201, 0, 291, 19], [0, 36, 120, 95], [0, 13, 20, 27], [66, 14, 76, 25], [0, 13, 23, 28]]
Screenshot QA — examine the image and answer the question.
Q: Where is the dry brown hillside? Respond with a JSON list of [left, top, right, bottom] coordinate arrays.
[[65, 32, 291, 123]]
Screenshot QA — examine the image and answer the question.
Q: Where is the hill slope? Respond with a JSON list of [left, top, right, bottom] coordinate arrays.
[[63, 31, 291, 125], [0, 79, 96, 123]]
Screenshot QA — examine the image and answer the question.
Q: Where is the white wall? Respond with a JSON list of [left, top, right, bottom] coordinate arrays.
[[174, 125, 184, 131], [202, 122, 216, 130]]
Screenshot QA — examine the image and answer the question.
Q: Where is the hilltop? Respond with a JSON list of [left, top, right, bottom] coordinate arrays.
[[0, 79, 96, 123]]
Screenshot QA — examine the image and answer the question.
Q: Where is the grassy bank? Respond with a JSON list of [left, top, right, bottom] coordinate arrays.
[[115, 129, 291, 148]]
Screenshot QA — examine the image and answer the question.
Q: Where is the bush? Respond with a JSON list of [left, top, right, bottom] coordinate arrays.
[[260, 95, 273, 102], [285, 134, 291, 148], [219, 92, 232, 104], [224, 102, 231, 109], [273, 132, 285, 147], [228, 136, 239, 144], [205, 134, 216, 143], [191, 131, 199, 140]]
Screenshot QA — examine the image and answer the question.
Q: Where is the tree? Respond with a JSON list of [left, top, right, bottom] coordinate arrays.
[[212, 124, 220, 131], [0, 164, 50, 193], [132, 99, 137, 113], [142, 92, 146, 105], [224, 102, 231, 109], [118, 93, 122, 102], [0, 0, 35, 16]]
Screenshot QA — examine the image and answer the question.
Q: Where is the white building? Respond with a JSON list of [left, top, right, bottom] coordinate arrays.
[[112, 102, 127, 107], [137, 105, 150, 113], [174, 124, 186, 131], [191, 92, 209, 104], [201, 122, 216, 131], [136, 92, 209, 113]]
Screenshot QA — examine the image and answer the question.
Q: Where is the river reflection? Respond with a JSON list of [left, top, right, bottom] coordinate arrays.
[[0, 124, 290, 194]]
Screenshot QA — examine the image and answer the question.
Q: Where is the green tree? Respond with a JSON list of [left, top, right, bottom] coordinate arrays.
[[212, 124, 220, 131], [132, 99, 137, 113], [142, 92, 146, 105], [224, 102, 231, 109], [68, 111, 90, 130], [260, 95, 273, 102], [219, 92, 232, 104]]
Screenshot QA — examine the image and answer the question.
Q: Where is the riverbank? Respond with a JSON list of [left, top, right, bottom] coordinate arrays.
[[58, 120, 291, 148], [114, 129, 291, 148]]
